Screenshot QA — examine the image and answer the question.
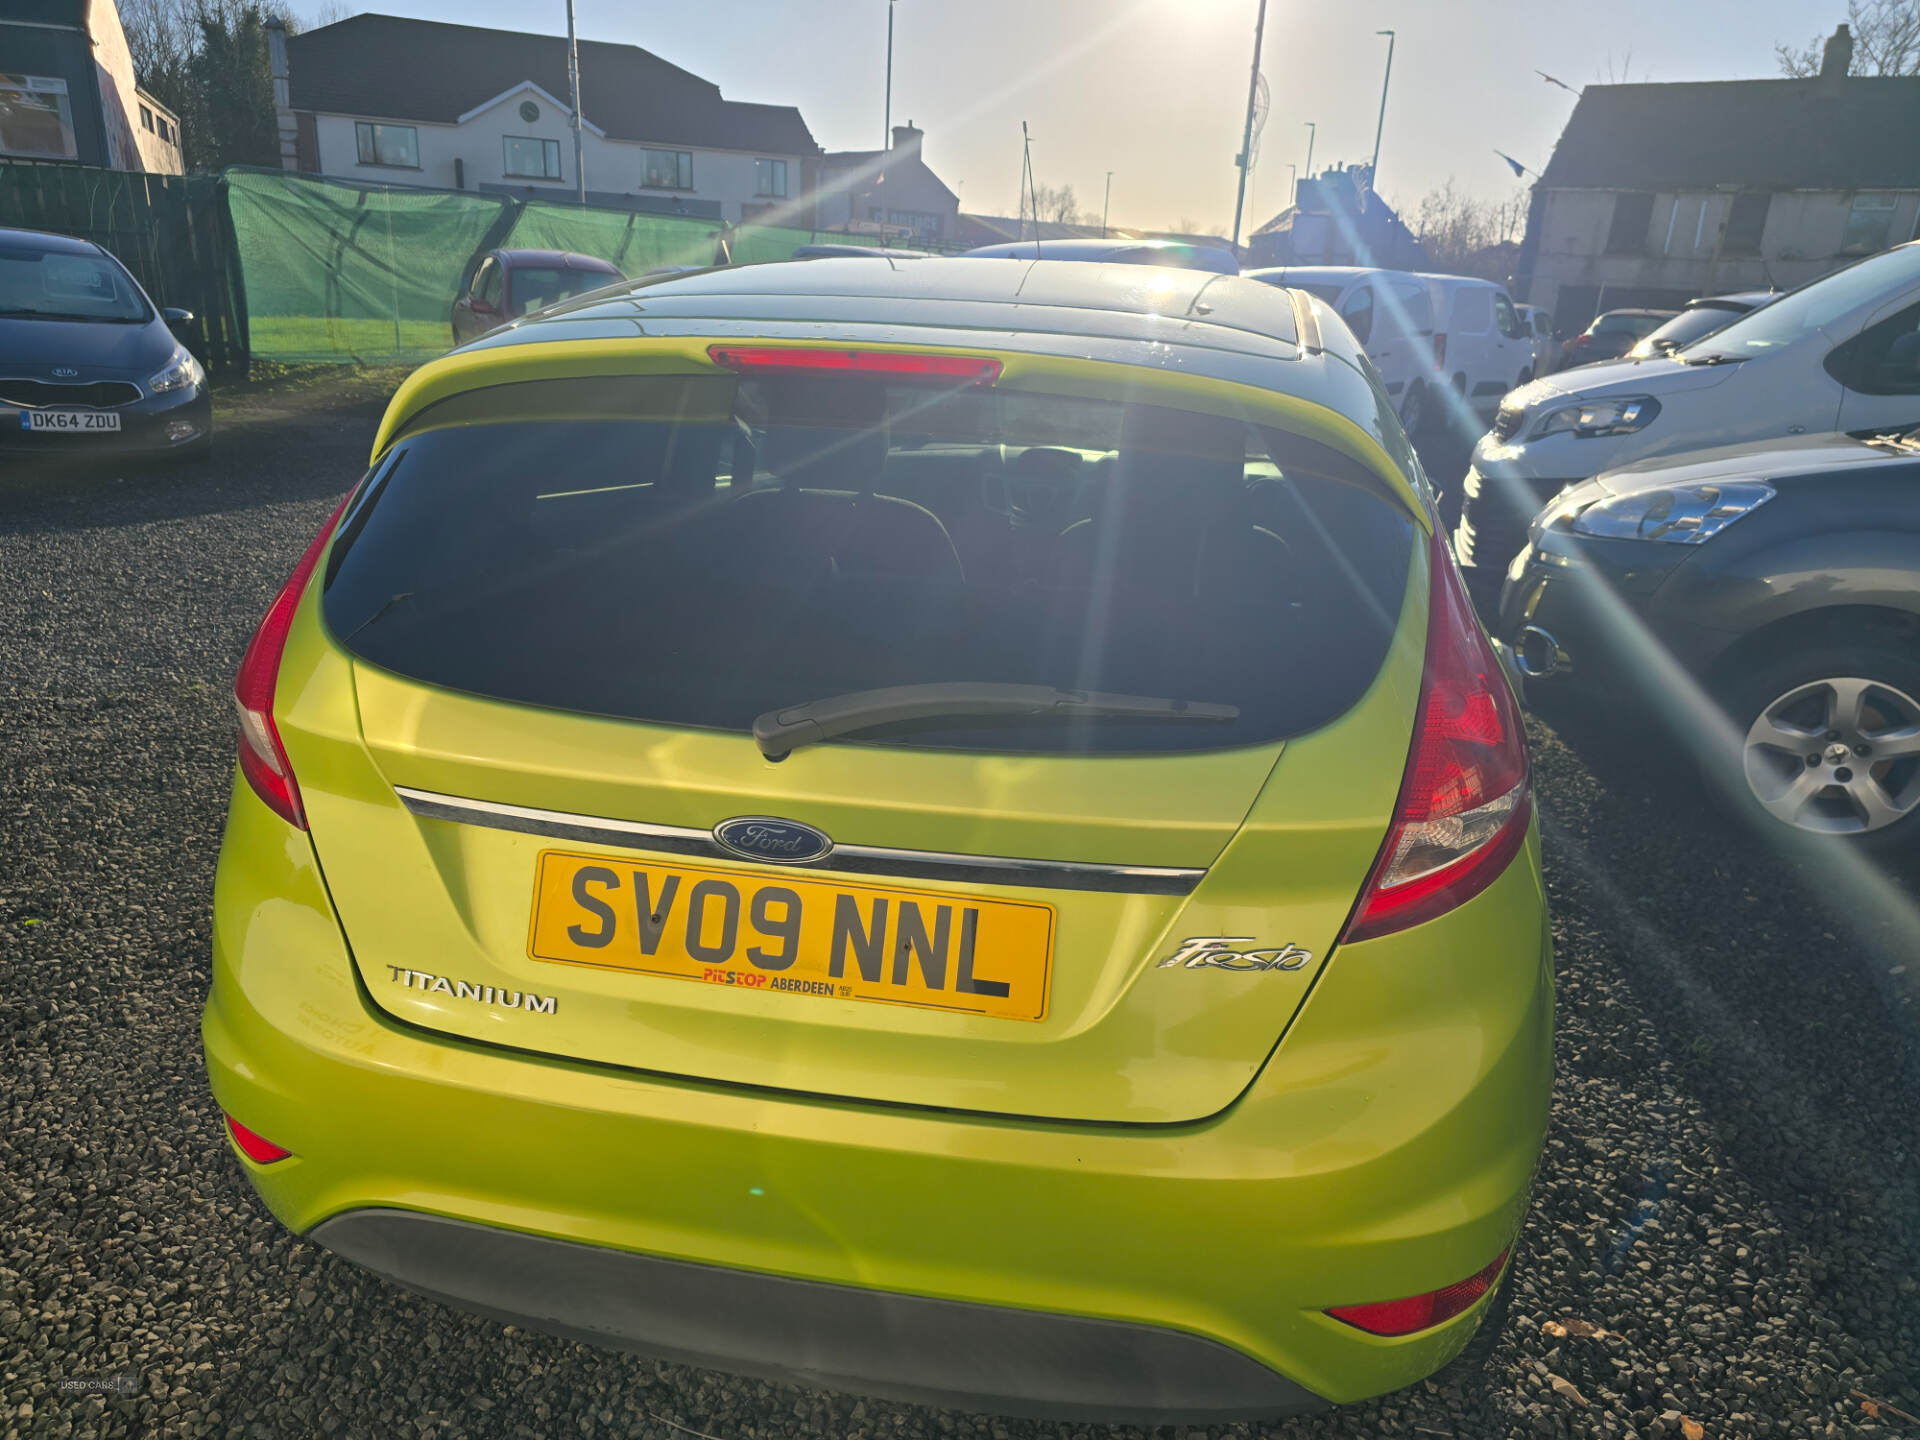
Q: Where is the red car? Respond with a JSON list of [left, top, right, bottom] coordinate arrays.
[[450, 248, 625, 347]]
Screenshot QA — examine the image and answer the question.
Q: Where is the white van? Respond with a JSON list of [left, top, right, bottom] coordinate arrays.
[[1419, 274, 1537, 425], [1246, 266, 1533, 437]]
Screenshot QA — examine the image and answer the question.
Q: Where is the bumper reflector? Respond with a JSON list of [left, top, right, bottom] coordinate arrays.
[[225, 1114, 292, 1164], [1325, 1248, 1509, 1336]]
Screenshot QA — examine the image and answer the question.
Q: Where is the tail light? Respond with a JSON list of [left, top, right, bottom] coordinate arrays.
[[1342, 530, 1531, 942], [225, 1114, 292, 1164], [233, 493, 354, 829], [1431, 332, 1447, 367], [1326, 1248, 1509, 1335]]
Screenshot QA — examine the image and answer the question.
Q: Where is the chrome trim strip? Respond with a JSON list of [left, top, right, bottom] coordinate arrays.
[[0, 376, 145, 408], [394, 787, 1205, 896]]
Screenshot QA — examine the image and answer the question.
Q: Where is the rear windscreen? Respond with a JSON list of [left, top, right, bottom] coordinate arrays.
[[323, 374, 1415, 754]]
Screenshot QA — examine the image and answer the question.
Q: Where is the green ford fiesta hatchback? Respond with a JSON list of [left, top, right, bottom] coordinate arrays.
[[204, 258, 1552, 1421]]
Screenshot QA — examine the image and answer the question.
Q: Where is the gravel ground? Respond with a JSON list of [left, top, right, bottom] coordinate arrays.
[[2, 381, 1917, 1440]]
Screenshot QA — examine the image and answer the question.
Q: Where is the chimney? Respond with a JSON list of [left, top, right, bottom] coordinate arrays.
[[891, 121, 922, 159], [1821, 22, 1853, 79], [265, 17, 298, 171]]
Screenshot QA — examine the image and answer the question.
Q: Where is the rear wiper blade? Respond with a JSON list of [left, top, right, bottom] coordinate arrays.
[[337, 590, 414, 643], [753, 683, 1239, 760]]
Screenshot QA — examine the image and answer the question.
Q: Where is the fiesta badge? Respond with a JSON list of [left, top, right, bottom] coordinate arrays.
[[713, 816, 833, 864]]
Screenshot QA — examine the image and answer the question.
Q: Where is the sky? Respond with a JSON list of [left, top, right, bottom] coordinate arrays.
[[293, 0, 1851, 234]]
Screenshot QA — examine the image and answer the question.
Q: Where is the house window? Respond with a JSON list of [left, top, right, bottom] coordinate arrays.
[[355, 121, 419, 169], [1843, 194, 1899, 254], [754, 159, 788, 197], [0, 74, 78, 160], [1605, 192, 1655, 254], [139, 103, 154, 132], [1722, 192, 1771, 256], [642, 149, 693, 190], [504, 135, 562, 180]]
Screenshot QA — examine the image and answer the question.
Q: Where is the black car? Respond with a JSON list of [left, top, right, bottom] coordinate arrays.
[[0, 226, 211, 460], [1497, 432, 1920, 847]]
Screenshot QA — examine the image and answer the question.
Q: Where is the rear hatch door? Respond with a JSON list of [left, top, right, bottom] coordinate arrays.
[[281, 357, 1423, 1124]]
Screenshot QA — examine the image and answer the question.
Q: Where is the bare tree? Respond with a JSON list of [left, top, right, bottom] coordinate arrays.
[[1779, 0, 1920, 74], [1030, 184, 1080, 226], [1596, 48, 1643, 84], [1413, 179, 1529, 280]]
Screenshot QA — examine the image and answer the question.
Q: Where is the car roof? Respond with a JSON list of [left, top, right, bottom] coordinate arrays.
[[497, 248, 618, 269], [0, 226, 102, 256], [480, 256, 1303, 361], [1244, 265, 1377, 281], [962, 238, 1239, 271], [1596, 307, 1675, 318], [1246, 265, 1435, 289], [792, 244, 932, 258]]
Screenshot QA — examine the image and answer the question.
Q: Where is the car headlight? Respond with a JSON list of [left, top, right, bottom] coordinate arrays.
[[1530, 395, 1660, 440], [1568, 481, 1775, 544], [147, 346, 204, 395]]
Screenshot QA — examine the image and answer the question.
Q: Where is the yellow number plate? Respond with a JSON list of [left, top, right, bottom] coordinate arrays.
[[528, 852, 1054, 1021]]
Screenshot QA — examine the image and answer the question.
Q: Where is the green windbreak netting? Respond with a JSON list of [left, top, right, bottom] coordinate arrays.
[[224, 168, 924, 365], [227, 169, 513, 363], [494, 208, 889, 270], [501, 201, 727, 273]]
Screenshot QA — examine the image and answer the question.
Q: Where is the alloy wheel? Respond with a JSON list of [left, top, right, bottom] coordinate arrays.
[[1742, 676, 1920, 834]]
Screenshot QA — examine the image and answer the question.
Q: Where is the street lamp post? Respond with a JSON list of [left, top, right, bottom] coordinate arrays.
[[565, 0, 584, 202], [1286, 162, 1296, 207], [1229, 0, 1269, 248], [883, 0, 897, 152], [1102, 170, 1113, 237], [1368, 29, 1395, 209], [1302, 120, 1315, 191]]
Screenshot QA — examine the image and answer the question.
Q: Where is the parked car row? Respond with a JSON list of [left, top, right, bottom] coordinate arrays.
[[1473, 240, 1920, 846]]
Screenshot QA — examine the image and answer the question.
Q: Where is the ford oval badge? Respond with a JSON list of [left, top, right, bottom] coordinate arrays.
[[713, 816, 832, 864]]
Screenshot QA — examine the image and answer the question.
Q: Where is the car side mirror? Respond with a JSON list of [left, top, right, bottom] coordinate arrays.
[[162, 307, 195, 329]]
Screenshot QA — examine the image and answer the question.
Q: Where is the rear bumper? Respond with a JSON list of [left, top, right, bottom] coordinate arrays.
[[203, 781, 1553, 1418], [314, 1207, 1322, 1422]]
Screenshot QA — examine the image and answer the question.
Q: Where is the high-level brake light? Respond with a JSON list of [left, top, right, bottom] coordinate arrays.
[[707, 345, 1002, 384], [233, 492, 354, 829]]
